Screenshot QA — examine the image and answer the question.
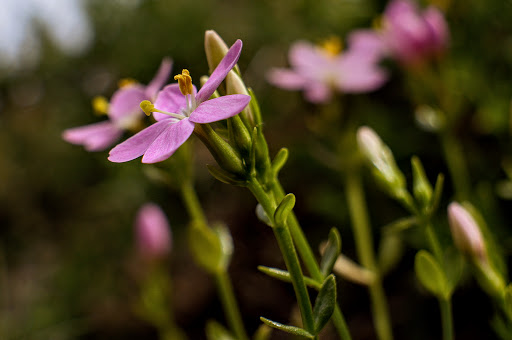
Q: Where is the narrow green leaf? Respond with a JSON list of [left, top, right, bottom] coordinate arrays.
[[428, 173, 444, 215], [411, 156, 433, 211], [382, 216, 418, 234], [206, 320, 236, 340], [257, 266, 322, 290], [207, 164, 248, 186], [188, 221, 224, 274], [259, 317, 314, 339], [312, 275, 337, 334], [414, 250, 448, 299], [271, 148, 289, 176], [274, 194, 296, 227], [320, 228, 342, 277]]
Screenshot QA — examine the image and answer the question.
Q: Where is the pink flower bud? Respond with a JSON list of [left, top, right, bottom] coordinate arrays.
[[135, 203, 172, 260], [447, 202, 486, 260]]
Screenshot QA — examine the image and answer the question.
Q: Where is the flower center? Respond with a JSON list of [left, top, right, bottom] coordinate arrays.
[[319, 36, 343, 57]]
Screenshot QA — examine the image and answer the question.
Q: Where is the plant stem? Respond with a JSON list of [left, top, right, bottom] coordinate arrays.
[[215, 271, 250, 340], [439, 298, 454, 340], [270, 179, 353, 340], [440, 131, 470, 201], [248, 177, 317, 337], [179, 181, 248, 340], [345, 170, 393, 340]]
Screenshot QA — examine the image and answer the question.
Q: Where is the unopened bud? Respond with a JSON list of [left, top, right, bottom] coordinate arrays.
[[226, 72, 254, 126], [447, 202, 486, 260], [135, 203, 172, 261], [205, 30, 240, 75], [357, 126, 406, 198]]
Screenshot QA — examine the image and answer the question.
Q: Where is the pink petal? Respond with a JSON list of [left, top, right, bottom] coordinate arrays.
[[289, 41, 326, 70], [136, 203, 172, 259], [266, 68, 308, 90], [346, 29, 387, 62], [189, 94, 251, 124], [108, 119, 172, 162], [423, 7, 449, 52], [109, 85, 147, 121], [153, 84, 195, 122], [62, 121, 123, 151], [336, 55, 388, 93], [142, 118, 195, 163], [196, 39, 243, 104], [145, 57, 173, 100], [304, 83, 332, 103]]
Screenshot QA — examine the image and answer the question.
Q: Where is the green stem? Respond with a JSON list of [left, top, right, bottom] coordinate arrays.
[[215, 271, 250, 340], [248, 177, 316, 337], [179, 181, 248, 340], [440, 132, 470, 201], [425, 223, 443, 260], [270, 179, 352, 340], [345, 170, 393, 340], [439, 298, 454, 340]]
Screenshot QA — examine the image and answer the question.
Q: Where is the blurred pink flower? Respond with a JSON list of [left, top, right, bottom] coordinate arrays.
[[381, 0, 449, 66], [447, 202, 486, 260], [267, 35, 388, 103], [135, 203, 172, 260], [62, 58, 172, 151], [108, 40, 250, 164]]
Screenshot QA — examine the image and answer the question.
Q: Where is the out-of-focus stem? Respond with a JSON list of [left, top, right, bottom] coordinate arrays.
[[215, 271, 249, 340], [345, 170, 393, 340], [439, 298, 454, 340], [440, 131, 470, 201]]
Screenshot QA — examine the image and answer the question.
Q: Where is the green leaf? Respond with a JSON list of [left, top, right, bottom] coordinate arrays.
[[411, 156, 433, 211], [259, 317, 314, 339], [312, 275, 337, 334], [206, 320, 236, 340], [188, 221, 230, 274], [428, 173, 444, 215], [414, 250, 448, 299], [207, 164, 248, 186], [378, 233, 405, 276], [252, 324, 273, 340], [443, 249, 464, 296], [274, 194, 296, 227], [320, 228, 342, 277], [257, 266, 322, 290], [382, 216, 418, 234], [271, 148, 289, 176]]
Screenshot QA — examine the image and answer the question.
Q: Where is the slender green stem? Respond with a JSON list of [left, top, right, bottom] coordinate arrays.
[[215, 271, 250, 340], [345, 170, 393, 340], [248, 177, 317, 337], [270, 179, 353, 340], [439, 298, 454, 340], [440, 132, 470, 201], [179, 181, 248, 340], [425, 223, 443, 260]]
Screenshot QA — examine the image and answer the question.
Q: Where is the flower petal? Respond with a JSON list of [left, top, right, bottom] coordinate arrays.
[[142, 118, 195, 163], [189, 94, 251, 124], [346, 29, 387, 62], [145, 57, 173, 100], [196, 39, 243, 104], [108, 119, 172, 162], [289, 41, 326, 70], [304, 84, 332, 103], [336, 55, 388, 93], [266, 68, 308, 90], [109, 85, 147, 121], [62, 121, 122, 151], [423, 7, 449, 52], [153, 84, 195, 121]]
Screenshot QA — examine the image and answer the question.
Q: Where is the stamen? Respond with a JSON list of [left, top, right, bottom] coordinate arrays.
[[174, 69, 194, 96], [92, 96, 109, 115], [139, 100, 185, 120], [319, 36, 343, 57], [118, 78, 137, 88]]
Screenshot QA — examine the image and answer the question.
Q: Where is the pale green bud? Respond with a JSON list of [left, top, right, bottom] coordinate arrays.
[[205, 30, 240, 75], [448, 202, 486, 261], [226, 71, 254, 126]]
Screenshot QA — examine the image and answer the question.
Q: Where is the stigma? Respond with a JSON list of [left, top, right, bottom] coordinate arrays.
[[174, 69, 194, 96]]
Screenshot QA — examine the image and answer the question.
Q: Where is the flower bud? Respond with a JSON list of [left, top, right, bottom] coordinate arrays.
[[135, 203, 172, 261], [447, 202, 486, 260], [226, 72, 254, 126], [205, 30, 240, 75], [357, 126, 406, 198]]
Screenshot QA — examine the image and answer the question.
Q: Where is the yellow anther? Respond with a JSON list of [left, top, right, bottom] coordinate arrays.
[[118, 78, 138, 88], [319, 36, 343, 57], [140, 100, 155, 116], [174, 69, 193, 96], [92, 96, 109, 115]]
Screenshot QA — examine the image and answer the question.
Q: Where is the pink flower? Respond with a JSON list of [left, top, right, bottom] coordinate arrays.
[[135, 203, 172, 260], [381, 0, 449, 66], [267, 36, 388, 103], [62, 58, 173, 151], [108, 40, 251, 164], [447, 202, 486, 260]]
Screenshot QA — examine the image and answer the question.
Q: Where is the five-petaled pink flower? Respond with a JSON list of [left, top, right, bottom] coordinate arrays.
[[267, 35, 388, 103], [135, 203, 172, 261], [108, 40, 250, 164], [380, 0, 449, 66], [62, 58, 172, 151]]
